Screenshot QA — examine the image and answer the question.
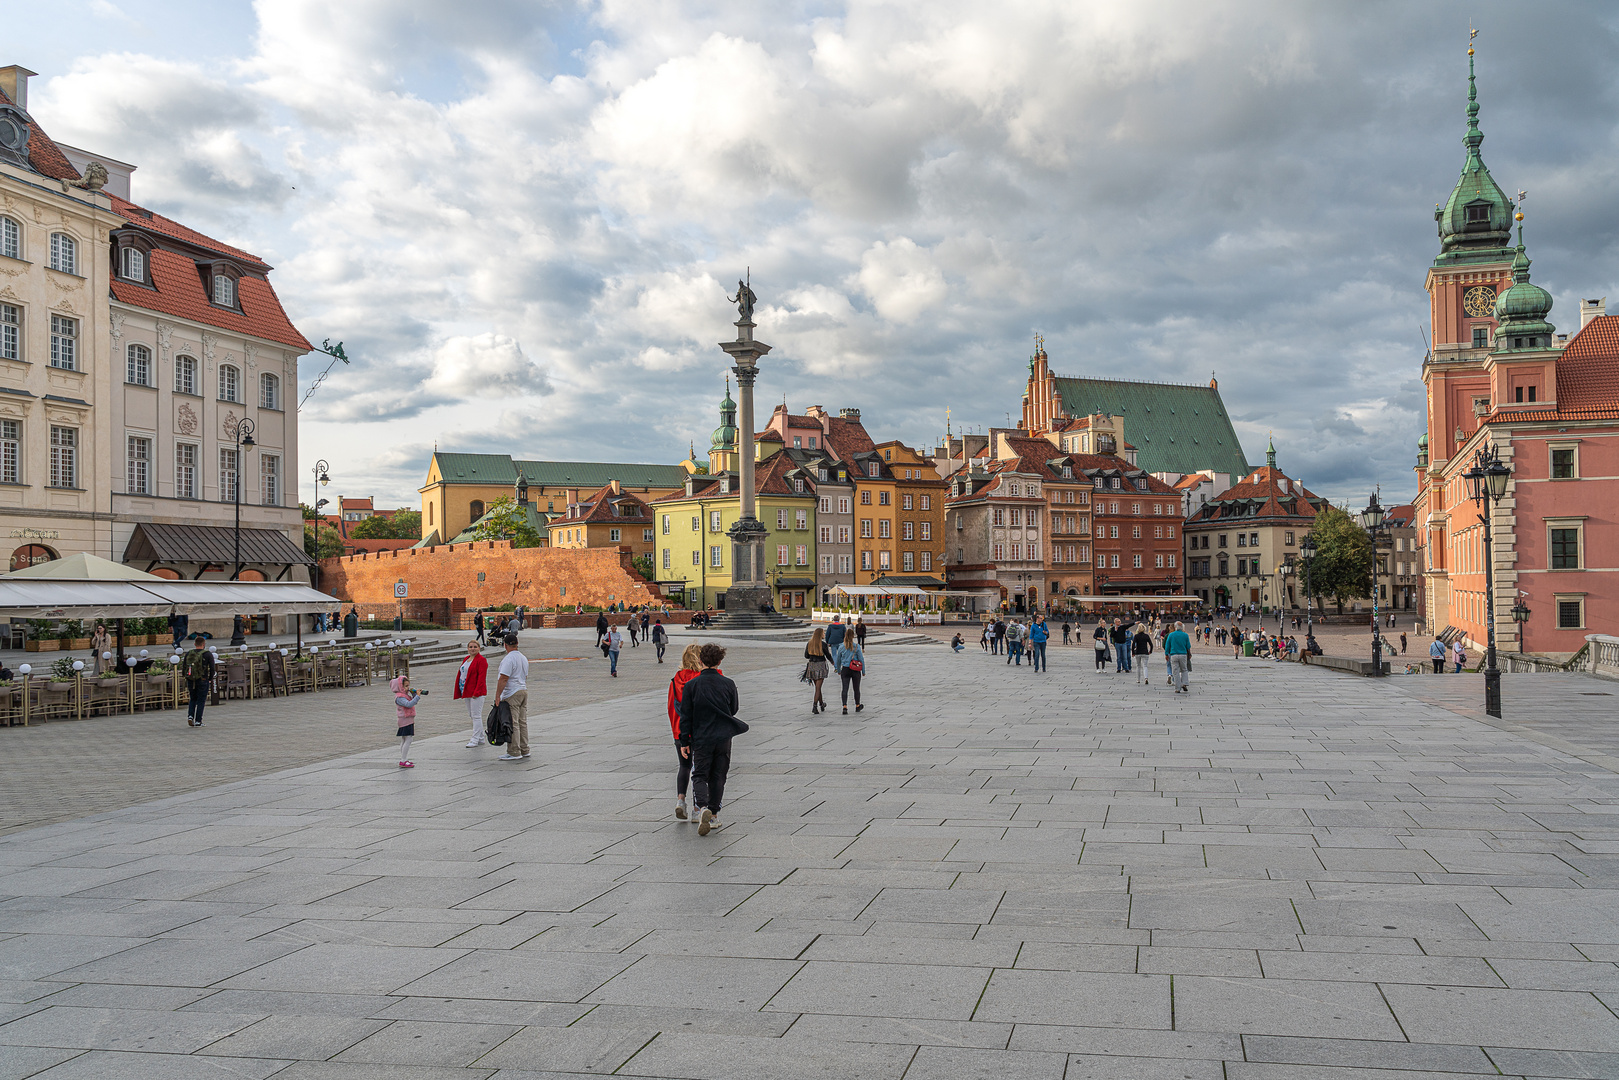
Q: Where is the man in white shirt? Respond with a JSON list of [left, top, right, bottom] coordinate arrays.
[[494, 632, 530, 761]]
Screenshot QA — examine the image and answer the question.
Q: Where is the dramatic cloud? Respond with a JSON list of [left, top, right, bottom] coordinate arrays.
[[23, 0, 1619, 509]]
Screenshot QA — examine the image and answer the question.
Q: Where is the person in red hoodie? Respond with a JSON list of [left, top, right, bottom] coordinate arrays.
[[453, 640, 489, 748], [666, 644, 706, 820]]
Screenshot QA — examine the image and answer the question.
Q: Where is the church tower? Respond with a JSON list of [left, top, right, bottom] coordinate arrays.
[[708, 378, 739, 475]]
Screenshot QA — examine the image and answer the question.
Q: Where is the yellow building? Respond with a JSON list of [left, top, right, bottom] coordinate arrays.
[[546, 481, 655, 561], [418, 453, 690, 545]]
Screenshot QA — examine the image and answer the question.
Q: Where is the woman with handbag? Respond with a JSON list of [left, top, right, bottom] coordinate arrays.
[[831, 635, 866, 715], [667, 644, 704, 820], [803, 628, 831, 714]]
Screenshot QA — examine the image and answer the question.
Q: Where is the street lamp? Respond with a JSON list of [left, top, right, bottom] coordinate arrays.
[[1299, 532, 1317, 640], [1512, 596, 1530, 626], [1359, 491, 1388, 677], [1280, 554, 1296, 634], [310, 459, 331, 592], [229, 417, 256, 647], [1463, 444, 1513, 718]]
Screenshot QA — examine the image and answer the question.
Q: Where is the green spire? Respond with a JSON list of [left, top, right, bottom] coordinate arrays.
[[1492, 214, 1555, 348], [710, 376, 737, 452], [1434, 42, 1514, 266], [1265, 437, 1277, 469]]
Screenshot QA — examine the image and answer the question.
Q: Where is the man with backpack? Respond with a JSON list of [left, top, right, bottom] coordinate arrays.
[[675, 643, 748, 835], [651, 619, 668, 663]]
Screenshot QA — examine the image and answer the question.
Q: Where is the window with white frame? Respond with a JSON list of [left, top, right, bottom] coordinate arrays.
[[710, 510, 723, 532], [993, 543, 1004, 560], [1010, 543, 1021, 560], [126, 435, 152, 494], [796, 509, 808, 529], [219, 447, 239, 502], [175, 354, 198, 395], [796, 544, 807, 565], [920, 522, 930, 540], [821, 554, 833, 574], [1133, 554, 1143, 568], [49, 426, 77, 487], [867, 462, 878, 477], [903, 551, 914, 572], [819, 497, 830, 513], [0, 419, 18, 484], [902, 494, 913, 510], [662, 548, 671, 569], [643, 528, 653, 542], [878, 519, 891, 539], [710, 545, 724, 568], [0, 303, 18, 361], [1110, 553, 1120, 568], [819, 526, 831, 543], [260, 372, 280, 409], [920, 551, 931, 571], [838, 496, 850, 514], [902, 521, 913, 541], [839, 554, 852, 573], [49, 314, 77, 369], [609, 528, 621, 542], [212, 273, 236, 307], [0, 217, 18, 260], [690, 516, 699, 531], [175, 442, 197, 500], [878, 550, 890, 570], [219, 364, 240, 403], [1155, 554, 1164, 568], [662, 514, 670, 534], [260, 453, 281, 506], [49, 233, 77, 274], [119, 245, 145, 282], [777, 544, 789, 566], [1167, 553, 1176, 568], [126, 343, 151, 386]]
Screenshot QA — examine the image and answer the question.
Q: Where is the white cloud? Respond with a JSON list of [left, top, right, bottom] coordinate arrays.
[[424, 334, 552, 398], [858, 238, 948, 323]]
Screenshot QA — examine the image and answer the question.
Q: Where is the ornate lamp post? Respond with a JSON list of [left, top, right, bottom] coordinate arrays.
[[229, 417, 256, 647], [309, 460, 330, 592], [1299, 532, 1317, 639], [1463, 444, 1513, 718], [1359, 492, 1388, 676], [717, 273, 772, 617], [1279, 554, 1296, 634]]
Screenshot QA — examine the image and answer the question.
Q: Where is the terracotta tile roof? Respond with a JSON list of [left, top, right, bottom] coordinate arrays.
[[1188, 464, 1321, 524], [652, 455, 808, 503], [822, 416, 876, 459], [111, 248, 311, 351], [0, 86, 80, 181], [569, 483, 652, 524], [1553, 315, 1619, 412], [110, 194, 268, 267]]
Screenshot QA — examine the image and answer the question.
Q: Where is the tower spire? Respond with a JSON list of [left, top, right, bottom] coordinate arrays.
[[1434, 26, 1513, 265]]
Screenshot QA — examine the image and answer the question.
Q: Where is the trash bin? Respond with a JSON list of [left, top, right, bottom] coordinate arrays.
[[1243, 640, 1255, 657], [393, 612, 404, 632], [343, 612, 358, 638]]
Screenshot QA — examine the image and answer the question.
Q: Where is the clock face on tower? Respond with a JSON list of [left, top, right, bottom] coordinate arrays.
[[1463, 285, 1497, 318]]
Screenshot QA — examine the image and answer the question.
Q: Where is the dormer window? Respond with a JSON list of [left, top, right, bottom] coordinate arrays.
[[867, 462, 878, 478], [1465, 203, 1490, 224], [213, 274, 236, 307], [119, 246, 145, 282]]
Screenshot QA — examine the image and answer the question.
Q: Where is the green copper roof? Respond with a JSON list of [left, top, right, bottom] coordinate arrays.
[[430, 453, 689, 489], [1493, 222, 1556, 345], [1434, 50, 1514, 268], [1052, 376, 1250, 478]]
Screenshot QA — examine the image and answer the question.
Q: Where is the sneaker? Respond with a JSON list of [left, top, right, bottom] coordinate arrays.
[[498, 754, 523, 761], [399, 761, 414, 768], [675, 802, 688, 820], [466, 739, 484, 748], [698, 808, 713, 836], [855, 703, 864, 712], [521, 753, 531, 759]]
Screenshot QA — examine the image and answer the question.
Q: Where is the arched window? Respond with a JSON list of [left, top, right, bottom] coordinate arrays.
[[259, 372, 279, 409], [0, 216, 18, 260], [126, 343, 151, 386], [469, 500, 485, 520], [175, 354, 198, 395], [119, 244, 145, 282], [218, 364, 240, 403], [49, 232, 77, 274]]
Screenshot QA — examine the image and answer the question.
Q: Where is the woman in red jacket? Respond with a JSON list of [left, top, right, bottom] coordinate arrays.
[[454, 639, 489, 748], [667, 643, 705, 820]]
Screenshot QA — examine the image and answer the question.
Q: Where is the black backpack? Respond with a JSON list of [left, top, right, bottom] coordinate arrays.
[[484, 700, 512, 747]]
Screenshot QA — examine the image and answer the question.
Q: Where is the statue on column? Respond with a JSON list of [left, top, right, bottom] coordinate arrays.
[[727, 272, 757, 323]]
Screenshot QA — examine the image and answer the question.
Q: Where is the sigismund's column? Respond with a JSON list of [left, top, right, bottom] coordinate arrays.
[[719, 277, 772, 614]]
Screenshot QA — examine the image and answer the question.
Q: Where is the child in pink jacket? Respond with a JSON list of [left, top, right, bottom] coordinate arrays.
[[392, 674, 421, 769]]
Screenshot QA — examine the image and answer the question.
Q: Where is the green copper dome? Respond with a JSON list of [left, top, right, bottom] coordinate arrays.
[[1434, 51, 1514, 267], [710, 377, 737, 452], [1493, 223, 1555, 347]]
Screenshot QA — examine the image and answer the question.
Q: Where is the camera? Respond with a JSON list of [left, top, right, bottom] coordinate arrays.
[[417, 689, 429, 695]]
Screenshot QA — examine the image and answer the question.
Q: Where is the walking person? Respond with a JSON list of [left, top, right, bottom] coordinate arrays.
[[180, 637, 215, 728], [676, 644, 748, 835], [855, 618, 867, 647], [595, 612, 609, 648], [607, 624, 624, 677], [1093, 620, 1110, 671], [993, 617, 1006, 655], [826, 615, 846, 649], [1429, 638, 1446, 674], [1399, 632, 1408, 655], [804, 627, 831, 713], [666, 644, 703, 820], [474, 611, 485, 647], [832, 632, 866, 714], [1028, 616, 1049, 672], [392, 673, 421, 768], [1061, 619, 1072, 646], [1110, 618, 1131, 673], [454, 639, 488, 747], [90, 623, 111, 675], [980, 622, 990, 651], [1452, 639, 1466, 674], [652, 618, 668, 663], [1005, 619, 1022, 665], [1166, 621, 1192, 693], [495, 632, 530, 761], [1131, 623, 1154, 684], [641, 611, 651, 642]]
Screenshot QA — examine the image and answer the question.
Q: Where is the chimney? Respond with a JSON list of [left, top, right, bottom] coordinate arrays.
[[0, 66, 36, 110], [839, 408, 860, 421], [685, 476, 695, 497], [1581, 297, 1606, 330], [567, 488, 579, 506], [609, 479, 621, 495]]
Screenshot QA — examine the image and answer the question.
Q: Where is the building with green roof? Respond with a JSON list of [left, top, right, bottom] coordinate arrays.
[[1019, 342, 1251, 479], [420, 452, 693, 546]]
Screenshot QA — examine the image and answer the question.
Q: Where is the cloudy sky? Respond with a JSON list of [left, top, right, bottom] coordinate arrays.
[[16, 1, 1619, 511]]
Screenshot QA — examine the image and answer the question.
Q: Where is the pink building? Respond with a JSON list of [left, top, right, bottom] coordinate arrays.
[[1414, 50, 1618, 658]]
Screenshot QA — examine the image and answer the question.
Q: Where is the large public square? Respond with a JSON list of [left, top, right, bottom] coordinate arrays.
[[1, 630, 1616, 1080]]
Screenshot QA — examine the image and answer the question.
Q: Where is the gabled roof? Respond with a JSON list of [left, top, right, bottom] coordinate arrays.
[[428, 454, 690, 490], [1187, 464, 1321, 525], [1051, 377, 1249, 477], [563, 483, 652, 524], [651, 454, 810, 504], [821, 416, 877, 459], [0, 85, 80, 181], [1482, 315, 1619, 424], [123, 522, 314, 567], [111, 193, 269, 268]]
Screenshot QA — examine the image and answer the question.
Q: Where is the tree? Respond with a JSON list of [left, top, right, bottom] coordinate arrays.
[[304, 523, 343, 560], [300, 502, 321, 520], [468, 496, 544, 548], [351, 510, 422, 540], [1307, 505, 1373, 614], [631, 554, 656, 581]]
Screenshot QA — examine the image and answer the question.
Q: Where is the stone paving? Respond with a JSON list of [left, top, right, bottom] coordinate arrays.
[[0, 636, 1616, 1079]]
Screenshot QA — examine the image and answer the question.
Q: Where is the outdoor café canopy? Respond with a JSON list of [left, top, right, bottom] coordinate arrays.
[[829, 585, 933, 597], [0, 554, 337, 618]]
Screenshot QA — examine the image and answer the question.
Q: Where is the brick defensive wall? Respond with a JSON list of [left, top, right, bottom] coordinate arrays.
[[319, 541, 666, 614]]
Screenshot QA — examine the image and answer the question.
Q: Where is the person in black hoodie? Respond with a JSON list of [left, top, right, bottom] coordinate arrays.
[[676, 643, 749, 835]]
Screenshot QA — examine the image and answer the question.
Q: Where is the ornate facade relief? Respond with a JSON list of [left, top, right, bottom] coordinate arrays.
[[176, 402, 199, 435]]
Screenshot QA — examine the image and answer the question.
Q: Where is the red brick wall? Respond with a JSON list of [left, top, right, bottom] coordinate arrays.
[[319, 541, 666, 612]]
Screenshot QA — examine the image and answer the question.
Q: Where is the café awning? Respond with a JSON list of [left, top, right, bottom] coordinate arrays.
[[0, 576, 339, 619], [123, 522, 315, 571]]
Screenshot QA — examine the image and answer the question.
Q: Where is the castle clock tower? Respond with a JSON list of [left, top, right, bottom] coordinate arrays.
[[1416, 40, 1521, 635]]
